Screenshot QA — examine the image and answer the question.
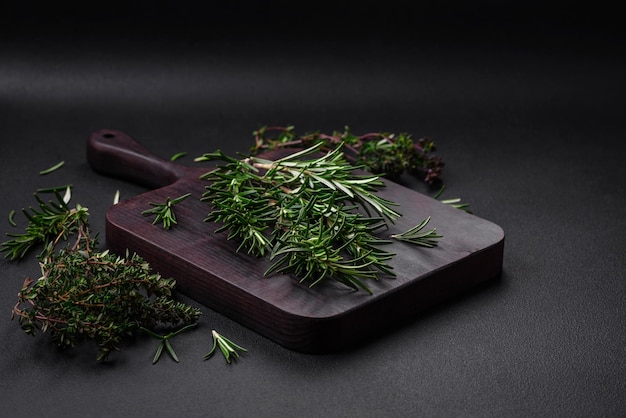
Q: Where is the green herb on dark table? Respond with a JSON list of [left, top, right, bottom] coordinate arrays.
[[39, 160, 65, 175], [204, 329, 247, 364], [3, 191, 201, 362], [141, 324, 198, 364], [170, 151, 188, 161], [142, 193, 191, 230]]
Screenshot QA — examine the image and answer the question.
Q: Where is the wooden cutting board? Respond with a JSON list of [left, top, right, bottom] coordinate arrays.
[[87, 129, 504, 353]]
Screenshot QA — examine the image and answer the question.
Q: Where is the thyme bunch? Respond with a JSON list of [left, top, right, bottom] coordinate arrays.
[[196, 143, 439, 294], [250, 125, 444, 183], [4, 191, 201, 362]]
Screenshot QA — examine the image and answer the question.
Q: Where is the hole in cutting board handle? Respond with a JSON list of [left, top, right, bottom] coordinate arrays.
[[87, 129, 189, 189]]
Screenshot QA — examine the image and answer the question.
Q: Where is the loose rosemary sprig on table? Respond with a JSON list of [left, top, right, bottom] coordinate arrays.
[[250, 125, 444, 184], [141, 324, 197, 364], [1, 185, 78, 261], [196, 142, 440, 294], [204, 329, 247, 364], [3, 190, 201, 362]]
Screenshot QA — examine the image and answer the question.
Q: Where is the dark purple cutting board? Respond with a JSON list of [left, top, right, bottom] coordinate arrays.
[[87, 129, 504, 353]]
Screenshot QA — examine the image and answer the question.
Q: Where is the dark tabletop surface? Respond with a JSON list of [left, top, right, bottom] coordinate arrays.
[[1, 3, 625, 417]]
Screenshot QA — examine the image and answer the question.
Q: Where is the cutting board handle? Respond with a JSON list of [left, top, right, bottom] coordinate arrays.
[[87, 129, 192, 189]]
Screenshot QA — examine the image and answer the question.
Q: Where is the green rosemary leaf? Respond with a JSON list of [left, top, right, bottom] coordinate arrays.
[[203, 338, 218, 360], [8, 210, 16, 227], [170, 151, 188, 161], [140, 327, 162, 339], [39, 160, 65, 175], [433, 185, 471, 212], [440, 198, 471, 212], [218, 341, 230, 363], [275, 142, 324, 162], [164, 339, 179, 363], [331, 179, 354, 197], [220, 335, 247, 353], [36, 184, 73, 194], [170, 323, 198, 337], [153, 341, 165, 364], [312, 173, 336, 190], [390, 217, 442, 247]]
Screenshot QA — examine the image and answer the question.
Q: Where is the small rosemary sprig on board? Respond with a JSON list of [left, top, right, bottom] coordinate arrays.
[[196, 143, 440, 294], [142, 193, 191, 229], [390, 216, 442, 247], [250, 125, 444, 184], [434, 185, 471, 213], [4, 191, 201, 362]]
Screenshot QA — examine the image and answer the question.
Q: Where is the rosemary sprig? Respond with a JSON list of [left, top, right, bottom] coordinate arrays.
[[1, 186, 83, 261], [433, 185, 471, 213], [141, 193, 191, 229], [250, 125, 444, 184], [196, 143, 439, 294], [390, 216, 442, 247], [204, 329, 247, 364], [5, 191, 201, 361], [141, 324, 197, 364], [170, 151, 188, 161]]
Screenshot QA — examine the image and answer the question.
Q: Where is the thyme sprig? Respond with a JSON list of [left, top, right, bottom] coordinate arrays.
[[5, 191, 201, 361], [142, 193, 191, 229], [250, 125, 444, 183], [196, 143, 439, 294]]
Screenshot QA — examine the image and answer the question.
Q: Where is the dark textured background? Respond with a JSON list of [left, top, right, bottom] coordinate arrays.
[[1, 2, 625, 417]]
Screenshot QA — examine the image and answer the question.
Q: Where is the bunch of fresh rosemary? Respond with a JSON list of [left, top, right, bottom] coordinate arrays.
[[196, 143, 441, 294], [3, 188, 201, 362], [250, 125, 444, 183]]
